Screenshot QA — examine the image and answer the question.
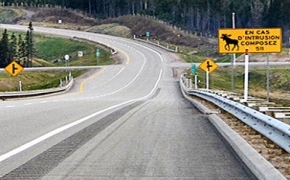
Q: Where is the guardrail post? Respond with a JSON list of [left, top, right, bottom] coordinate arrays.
[[194, 75, 198, 89], [189, 78, 192, 89], [206, 69, 209, 91], [60, 79, 63, 87]]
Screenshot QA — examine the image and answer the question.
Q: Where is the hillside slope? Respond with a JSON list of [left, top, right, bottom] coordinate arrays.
[[2, 7, 289, 62], [16, 8, 214, 49]]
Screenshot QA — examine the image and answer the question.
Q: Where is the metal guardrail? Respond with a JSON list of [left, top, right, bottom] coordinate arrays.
[[133, 36, 177, 53], [0, 78, 74, 100], [73, 36, 118, 55], [180, 74, 290, 153]]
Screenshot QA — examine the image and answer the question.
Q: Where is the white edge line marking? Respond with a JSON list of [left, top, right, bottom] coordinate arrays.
[[0, 69, 162, 163], [121, 39, 164, 63], [97, 66, 125, 87], [100, 51, 147, 96]]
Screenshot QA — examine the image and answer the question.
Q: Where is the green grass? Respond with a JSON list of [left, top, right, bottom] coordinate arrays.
[[0, 30, 114, 66], [0, 70, 84, 91], [0, 32, 114, 91], [34, 35, 113, 65], [186, 66, 290, 104], [35, 36, 83, 61]]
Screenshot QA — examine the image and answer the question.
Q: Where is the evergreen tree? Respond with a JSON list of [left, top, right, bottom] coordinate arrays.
[[0, 29, 10, 68], [26, 21, 35, 67], [24, 30, 30, 67], [10, 33, 17, 62], [18, 34, 26, 65], [2, 0, 290, 41]]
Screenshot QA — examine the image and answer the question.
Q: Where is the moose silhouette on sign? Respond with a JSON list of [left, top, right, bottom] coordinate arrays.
[[220, 34, 239, 51]]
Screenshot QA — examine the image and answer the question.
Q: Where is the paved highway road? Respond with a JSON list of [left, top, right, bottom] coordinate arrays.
[[0, 25, 255, 179]]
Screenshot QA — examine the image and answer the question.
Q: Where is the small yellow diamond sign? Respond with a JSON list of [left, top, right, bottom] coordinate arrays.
[[199, 59, 218, 74], [5, 61, 24, 76]]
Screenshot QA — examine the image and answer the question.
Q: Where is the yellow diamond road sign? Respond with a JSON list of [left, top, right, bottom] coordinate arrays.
[[5, 61, 24, 76], [218, 28, 282, 53], [199, 59, 218, 74]]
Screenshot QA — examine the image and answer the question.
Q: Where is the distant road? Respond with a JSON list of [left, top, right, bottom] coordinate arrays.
[[0, 25, 256, 179], [0, 66, 101, 72]]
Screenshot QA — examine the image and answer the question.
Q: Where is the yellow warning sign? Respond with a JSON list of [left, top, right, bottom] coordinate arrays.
[[199, 58, 218, 74], [5, 61, 24, 76], [218, 28, 282, 53]]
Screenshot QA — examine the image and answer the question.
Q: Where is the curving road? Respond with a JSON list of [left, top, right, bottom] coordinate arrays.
[[0, 25, 255, 179]]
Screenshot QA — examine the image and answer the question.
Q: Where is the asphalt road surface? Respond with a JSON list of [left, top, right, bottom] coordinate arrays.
[[0, 25, 256, 179]]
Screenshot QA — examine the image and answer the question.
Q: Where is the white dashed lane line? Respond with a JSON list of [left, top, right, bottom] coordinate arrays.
[[5, 105, 15, 108], [1, 96, 106, 109]]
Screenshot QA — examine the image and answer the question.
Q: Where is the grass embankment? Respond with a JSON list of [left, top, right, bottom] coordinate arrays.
[[0, 70, 84, 91], [0, 7, 25, 24], [0, 33, 114, 91], [34, 34, 114, 66]]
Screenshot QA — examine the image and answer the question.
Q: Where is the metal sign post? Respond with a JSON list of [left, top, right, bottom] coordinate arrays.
[[206, 69, 209, 91], [244, 48, 249, 102], [78, 51, 83, 60], [232, 12, 236, 66], [96, 49, 100, 65], [194, 74, 198, 89], [146, 31, 150, 41], [64, 54, 69, 67], [199, 58, 218, 91], [231, 12, 236, 92], [191, 64, 198, 89], [266, 53, 270, 102], [64, 54, 70, 73]]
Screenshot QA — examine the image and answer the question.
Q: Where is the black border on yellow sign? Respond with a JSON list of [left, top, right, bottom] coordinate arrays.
[[218, 28, 282, 54], [199, 59, 218, 74], [4, 61, 24, 76]]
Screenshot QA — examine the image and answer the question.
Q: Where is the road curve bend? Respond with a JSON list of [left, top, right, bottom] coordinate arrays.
[[0, 25, 257, 179]]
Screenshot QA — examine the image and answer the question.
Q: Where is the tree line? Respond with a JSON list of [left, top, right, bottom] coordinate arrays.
[[2, 0, 290, 37], [0, 22, 34, 68]]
